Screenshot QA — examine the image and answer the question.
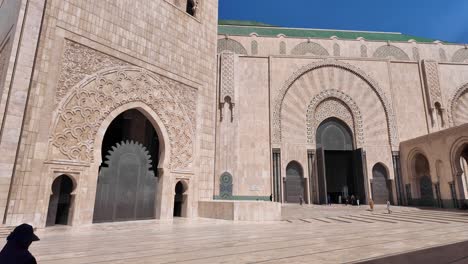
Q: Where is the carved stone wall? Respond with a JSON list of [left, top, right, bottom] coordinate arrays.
[[51, 66, 196, 171], [291, 42, 329, 56], [333, 43, 340, 57], [360, 45, 368, 58], [448, 83, 468, 126], [439, 48, 448, 62], [412, 47, 420, 61], [273, 60, 398, 150], [452, 48, 468, 63], [306, 90, 364, 147], [251, 40, 258, 55], [56, 40, 129, 102], [373, 45, 410, 61], [217, 38, 248, 55], [421, 60, 443, 107], [219, 52, 235, 114]]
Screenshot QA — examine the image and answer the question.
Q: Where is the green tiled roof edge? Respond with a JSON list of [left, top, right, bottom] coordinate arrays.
[[218, 23, 437, 43]]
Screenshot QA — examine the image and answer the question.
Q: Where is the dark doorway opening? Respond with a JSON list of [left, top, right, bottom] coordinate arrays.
[[173, 181, 186, 217], [46, 175, 74, 226], [285, 161, 305, 203], [93, 109, 159, 223], [316, 118, 366, 204]]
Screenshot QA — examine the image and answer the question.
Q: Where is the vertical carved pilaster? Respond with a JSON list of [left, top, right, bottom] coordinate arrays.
[[219, 53, 235, 121], [392, 152, 403, 205], [307, 150, 316, 204], [422, 60, 445, 129], [272, 149, 282, 202]]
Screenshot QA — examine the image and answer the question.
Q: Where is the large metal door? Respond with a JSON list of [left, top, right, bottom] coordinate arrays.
[[93, 141, 156, 223], [316, 148, 328, 204], [353, 148, 367, 204]]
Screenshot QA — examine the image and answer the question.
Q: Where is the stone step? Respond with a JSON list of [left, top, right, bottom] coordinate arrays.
[[0, 226, 14, 238]]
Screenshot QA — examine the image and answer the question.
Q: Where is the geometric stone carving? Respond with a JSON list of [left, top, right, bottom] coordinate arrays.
[[448, 83, 468, 126], [421, 60, 443, 108], [291, 42, 329, 56], [55, 40, 129, 102], [251, 40, 258, 55], [280, 41, 286, 55], [217, 38, 248, 55], [373, 45, 410, 61], [273, 60, 399, 150], [412, 47, 420, 61], [439, 48, 447, 62], [333, 43, 340, 57], [219, 52, 235, 120], [51, 67, 196, 171], [452, 48, 468, 63], [306, 90, 365, 148], [219, 172, 233, 199], [360, 45, 368, 58]]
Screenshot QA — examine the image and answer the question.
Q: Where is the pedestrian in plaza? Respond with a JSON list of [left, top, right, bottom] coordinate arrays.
[[269, 194, 272, 201], [299, 194, 304, 206], [351, 195, 356, 206], [327, 194, 331, 206], [356, 196, 360, 207], [387, 200, 392, 214], [369, 199, 374, 212], [338, 195, 342, 205], [0, 223, 39, 264]]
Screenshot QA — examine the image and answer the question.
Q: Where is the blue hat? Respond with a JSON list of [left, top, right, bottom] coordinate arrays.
[[7, 224, 39, 242]]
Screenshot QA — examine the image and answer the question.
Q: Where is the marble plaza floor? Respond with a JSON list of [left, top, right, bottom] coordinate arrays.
[[4, 205, 468, 263]]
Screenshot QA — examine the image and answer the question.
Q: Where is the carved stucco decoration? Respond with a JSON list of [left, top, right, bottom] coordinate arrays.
[[219, 52, 235, 120], [448, 83, 468, 126], [217, 38, 248, 55], [360, 45, 368, 58], [333, 43, 340, 57], [452, 48, 468, 63], [412, 47, 420, 61], [273, 59, 399, 150], [56, 40, 128, 102], [291, 42, 329, 56], [373, 45, 410, 61], [51, 67, 196, 171], [439, 48, 448, 62], [306, 90, 365, 148], [421, 60, 443, 108]]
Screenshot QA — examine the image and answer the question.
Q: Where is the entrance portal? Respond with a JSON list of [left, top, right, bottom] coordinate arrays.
[[93, 109, 159, 223], [316, 118, 366, 204], [285, 161, 304, 203], [46, 175, 74, 226]]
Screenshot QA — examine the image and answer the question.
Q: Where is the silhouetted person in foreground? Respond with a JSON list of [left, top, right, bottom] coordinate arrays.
[[0, 223, 39, 264]]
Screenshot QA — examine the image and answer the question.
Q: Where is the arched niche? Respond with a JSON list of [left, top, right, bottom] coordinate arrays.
[[285, 161, 305, 203], [371, 163, 392, 204], [46, 175, 75, 226]]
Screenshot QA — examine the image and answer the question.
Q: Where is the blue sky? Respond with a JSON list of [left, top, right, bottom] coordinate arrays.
[[219, 0, 468, 43]]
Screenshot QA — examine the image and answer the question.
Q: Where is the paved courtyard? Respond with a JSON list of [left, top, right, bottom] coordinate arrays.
[[3, 205, 468, 264]]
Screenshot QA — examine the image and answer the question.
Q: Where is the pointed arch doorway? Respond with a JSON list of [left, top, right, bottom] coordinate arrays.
[[93, 109, 160, 223], [315, 118, 367, 204]]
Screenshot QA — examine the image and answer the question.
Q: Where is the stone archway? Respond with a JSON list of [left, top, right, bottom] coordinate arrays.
[[285, 161, 305, 203], [173, 180, 189, 217], [372, 163, 392, 204], [272, 60, 398, 150], [51, 67, 195, 171], [410, 152, 434, 206], [448, 83, 468, 126], [46, 175, 75, 226]]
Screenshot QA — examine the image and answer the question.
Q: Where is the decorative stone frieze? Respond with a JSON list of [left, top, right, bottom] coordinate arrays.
[[272, 60, 399, 150], [51, 66, 196, 171]]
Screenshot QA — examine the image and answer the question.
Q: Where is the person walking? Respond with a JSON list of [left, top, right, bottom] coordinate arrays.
[[0, 223, 39, 264], [357, 196, 360, 207], [299, 194, 303, 206], [387, 200, 392, 214], [351, 195, 356, 206], [369, 199, 374, 212], [327, 194, 331, 206]]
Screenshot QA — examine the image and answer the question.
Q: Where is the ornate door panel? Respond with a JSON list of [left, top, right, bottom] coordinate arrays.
[[93, 141, 156, 223]]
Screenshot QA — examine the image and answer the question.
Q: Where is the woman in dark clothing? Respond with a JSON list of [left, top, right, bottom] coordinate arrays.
[[0, 223, 39, 264]]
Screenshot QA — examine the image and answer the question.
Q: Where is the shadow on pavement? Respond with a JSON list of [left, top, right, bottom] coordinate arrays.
[[355, 240, 468, 264]]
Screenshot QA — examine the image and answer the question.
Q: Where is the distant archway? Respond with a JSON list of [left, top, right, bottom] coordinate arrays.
[[46, 175, 74, 226], [411, 153, 434, 206], [372, 163, 391, 204], [285, 161, 305, 203]]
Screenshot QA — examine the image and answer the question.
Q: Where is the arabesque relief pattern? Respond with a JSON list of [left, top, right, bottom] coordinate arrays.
[[51, 67, 196, 171], [306, 90, 364, 147], [55, 40, 129, 102], [272, 60, 398, 149]]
